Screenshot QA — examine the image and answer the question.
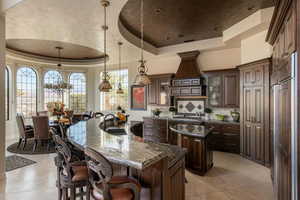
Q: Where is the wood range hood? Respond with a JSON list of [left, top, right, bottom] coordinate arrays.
[[171, 50, 207, 97], [175, 50, 202, 79]]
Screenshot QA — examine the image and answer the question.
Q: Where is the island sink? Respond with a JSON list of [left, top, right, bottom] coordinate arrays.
[[104, 127, 127, 135]]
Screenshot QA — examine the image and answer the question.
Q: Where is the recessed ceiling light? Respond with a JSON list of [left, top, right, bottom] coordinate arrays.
[[184, 39, 195, 43], [155, 8, 162, 14], [248, 6, 255, 11]]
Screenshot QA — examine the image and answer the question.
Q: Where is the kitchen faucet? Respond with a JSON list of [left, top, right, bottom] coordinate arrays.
[[103, 113, 116, 130]]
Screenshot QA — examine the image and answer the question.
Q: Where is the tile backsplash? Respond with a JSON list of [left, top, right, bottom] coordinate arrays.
[[208, 107, 240, 121]]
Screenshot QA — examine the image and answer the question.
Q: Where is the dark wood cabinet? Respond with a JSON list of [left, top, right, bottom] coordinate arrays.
[[143, 117, 168, 143], [266, 0, 297, 198], [239, 58, 270, 167], [205, 122, 240, 154], [170, 78, 206, 97], [180, 135, 213, 176], [205, 69, 239, 108], [276, 81, 292, 200], [271, 2, 296, 85], [147, 74, 174, 106]]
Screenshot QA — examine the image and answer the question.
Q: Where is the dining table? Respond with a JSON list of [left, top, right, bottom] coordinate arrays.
[[66, 118, 187, 200]]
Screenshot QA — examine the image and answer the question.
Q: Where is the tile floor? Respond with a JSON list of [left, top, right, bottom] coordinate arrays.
[[0, 131, 274, 200]]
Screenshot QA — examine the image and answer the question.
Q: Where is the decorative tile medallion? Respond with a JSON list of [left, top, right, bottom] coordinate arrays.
[[177, 100, 205, 114], [185, 102, 195, 112]]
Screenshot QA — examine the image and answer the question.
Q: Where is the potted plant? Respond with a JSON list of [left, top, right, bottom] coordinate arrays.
[[152, 108, 162, 118], [204, 107, 213, 120], [169, 106, 177, 117]]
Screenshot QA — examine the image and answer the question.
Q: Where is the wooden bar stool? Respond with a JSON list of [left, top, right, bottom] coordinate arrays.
[[53, 134, 88, 200], [85, 147, 141, 200]]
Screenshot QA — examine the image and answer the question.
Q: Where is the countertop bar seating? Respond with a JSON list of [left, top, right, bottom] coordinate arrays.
[[67, 118, 187, 200], [2, 0, 299, 199]]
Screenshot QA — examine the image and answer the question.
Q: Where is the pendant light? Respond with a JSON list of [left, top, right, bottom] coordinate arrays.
[[133, 0, 151, 85], [98, 0, 112, 92], [116, 42, 124, 94]]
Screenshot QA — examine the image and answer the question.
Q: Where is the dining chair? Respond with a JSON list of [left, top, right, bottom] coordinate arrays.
[[37, 111, 48, 117], [64, 110, 74, 124], [32, 116, 52, 152], [81, 111, 94, 121], [16, 113, 34, 150], [94, 112, 104, 118], [53, 134, 88, 200], [85, 147, 141, 200]]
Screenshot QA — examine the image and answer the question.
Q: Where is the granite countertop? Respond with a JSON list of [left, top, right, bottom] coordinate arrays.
[[169, 123, 213, 139], [67, 118, 186, 170], [143, 116, 240, 125]]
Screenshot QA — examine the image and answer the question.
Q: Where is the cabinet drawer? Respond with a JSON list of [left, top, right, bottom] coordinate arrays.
[[171, 88, 181, 96], [191, 79, 201, 86], [180, 87, 191, 95], [191, 87, 202, 95], [223, 126, 240, 133]]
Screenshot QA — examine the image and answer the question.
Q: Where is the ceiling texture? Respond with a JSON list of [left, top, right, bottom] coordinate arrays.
[[120, 0, 274, 47], [6, 39, 105, 60], [5, 0, 274, 66]]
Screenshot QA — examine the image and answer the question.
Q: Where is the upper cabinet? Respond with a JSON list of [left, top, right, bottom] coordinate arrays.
[[267, 0, 296, 84], [147, 74, 174, 106], [204, 69, 239, 108], [207, 74, 223, 107]]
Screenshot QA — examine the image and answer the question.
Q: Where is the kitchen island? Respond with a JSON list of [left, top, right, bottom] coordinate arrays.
[[170, 124, 214, 175], [67, 118, 186, 200]]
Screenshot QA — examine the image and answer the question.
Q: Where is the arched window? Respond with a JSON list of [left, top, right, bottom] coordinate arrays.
[[100, 69, 128, 111], [16, 67, 37, 118], [5, 67, 9, 120], [44, 70, 63, 108], [69, 73, 87, 113]]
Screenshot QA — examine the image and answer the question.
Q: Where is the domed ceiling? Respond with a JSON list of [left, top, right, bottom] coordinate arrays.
[[6, 39, 105, 60], [120, 0, 274, 47]]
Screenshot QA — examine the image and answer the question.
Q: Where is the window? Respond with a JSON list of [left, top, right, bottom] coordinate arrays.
[[16, 67, 37, 118], [5, 67, 9, 120], [44, 70, 63, 108], [100, 69, 128, 111], [69, 73, 87, 113]]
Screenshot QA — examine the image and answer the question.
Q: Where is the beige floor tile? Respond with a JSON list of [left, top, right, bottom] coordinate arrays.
[[1, 128, 274, 200]]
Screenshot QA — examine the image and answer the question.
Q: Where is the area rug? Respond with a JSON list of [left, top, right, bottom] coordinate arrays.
[[7, 140, 55, 155], [6, 155, 36, 172]]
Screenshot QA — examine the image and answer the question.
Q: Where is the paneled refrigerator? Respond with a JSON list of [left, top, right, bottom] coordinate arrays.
[[273, 52, 298, 200]]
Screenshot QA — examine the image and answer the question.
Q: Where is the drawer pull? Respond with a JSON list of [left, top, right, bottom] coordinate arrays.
[[223, 133, 238, 136]]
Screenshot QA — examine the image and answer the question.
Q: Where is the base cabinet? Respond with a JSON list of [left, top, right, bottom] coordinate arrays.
[[180, 134, 213, 176], [205, 122, 240, 154]]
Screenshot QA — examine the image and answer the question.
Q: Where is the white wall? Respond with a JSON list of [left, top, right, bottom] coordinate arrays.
[[241, 30, 272, 64]]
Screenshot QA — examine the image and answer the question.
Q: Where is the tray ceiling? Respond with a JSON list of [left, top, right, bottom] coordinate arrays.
[[6, 39, 105, 60], [120, 0, 274, 47]]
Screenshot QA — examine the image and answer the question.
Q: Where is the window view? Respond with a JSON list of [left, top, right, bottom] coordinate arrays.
[[16, 67, 37, 118], [5, 67, 9, 120], [100, 69, 128, 111], [69, 73, 87, 113], [44, 70, 63, 108]]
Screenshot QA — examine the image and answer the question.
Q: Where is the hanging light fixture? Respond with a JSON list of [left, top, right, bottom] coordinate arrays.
[[98, 0, 112, 92], [116, 42, 124, 94], [133, 0, 151, 85], [44, 47, 72, 95]]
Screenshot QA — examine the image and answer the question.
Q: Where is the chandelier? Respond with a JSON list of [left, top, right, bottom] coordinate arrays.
[[44, 47, 72, 95], [98, 0, 112, 92], [133, 0, 151, 86], [116, 42, 124, 94]]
